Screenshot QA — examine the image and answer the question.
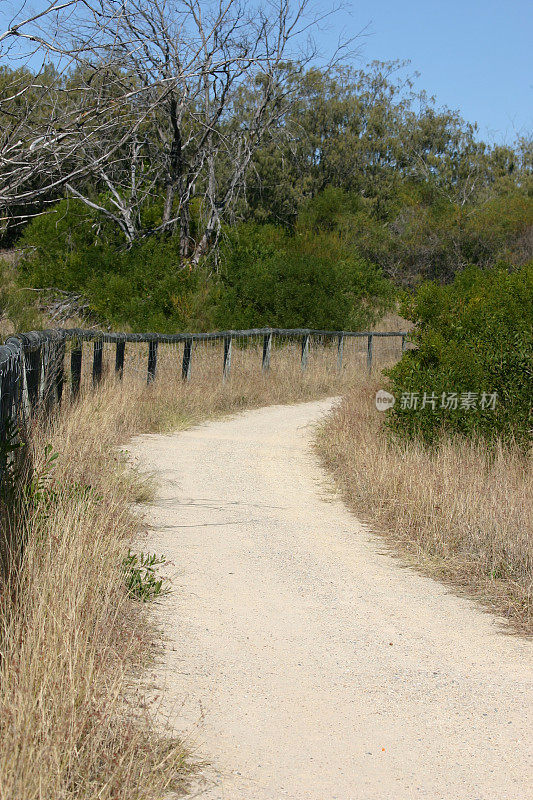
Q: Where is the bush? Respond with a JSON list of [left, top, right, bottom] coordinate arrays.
[[19, 203, 395, 332], [215, 223, 395, 330], [19, 200, 213, 332], [0, 258, 43, 333], [386, 263, 533, 447], [122, 550, 170, 602]]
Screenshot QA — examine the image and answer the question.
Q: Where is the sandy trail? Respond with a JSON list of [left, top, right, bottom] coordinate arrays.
[[130, 399, 532, 800]]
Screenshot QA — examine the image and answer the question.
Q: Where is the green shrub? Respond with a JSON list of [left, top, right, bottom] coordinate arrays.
[[215, 223, 395, 330], [18, 200, 213, 332], [386, 263, 533, 446], [19, 203, 395, 332], [0, 259, 43, 332], [122, 551, 170, 602]]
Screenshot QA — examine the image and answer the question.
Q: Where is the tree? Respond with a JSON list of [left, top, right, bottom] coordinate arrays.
[[55, 0, 352, 261], [0, 1, 147, 222]]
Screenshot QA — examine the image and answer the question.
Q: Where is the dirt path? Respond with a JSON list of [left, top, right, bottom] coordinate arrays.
[[130, 399, 532, 800]]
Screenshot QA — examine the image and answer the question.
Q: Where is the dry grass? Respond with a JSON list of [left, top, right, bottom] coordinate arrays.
[[0, 339, 390, 799], [0, 389, 189, 800], [315, 380, 533, 634], [78, 333, 404, 433], [370, 309, 413, 333]]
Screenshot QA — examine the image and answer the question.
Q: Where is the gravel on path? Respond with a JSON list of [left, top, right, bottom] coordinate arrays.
[[130, 399, 532, 800]]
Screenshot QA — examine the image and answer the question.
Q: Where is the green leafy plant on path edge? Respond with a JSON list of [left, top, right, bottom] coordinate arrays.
[[122, 550, 171, 602]]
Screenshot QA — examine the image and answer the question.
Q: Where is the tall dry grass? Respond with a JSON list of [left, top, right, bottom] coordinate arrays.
[[0, 339, 386, 799], [315, 381, 533, 633], [78, 333, 404, 432], [0, 388, 188, 800]]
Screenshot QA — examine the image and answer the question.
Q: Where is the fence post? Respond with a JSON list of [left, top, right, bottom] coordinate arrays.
[[25, 346, 41, 412], [337, 334, 344, 372], [115, 340, 125, 379], [301, 333, 310, 371], [367, 334, 373, 374], [401, 334, 407, 354], [41, 340, 56, 413], [182, 338, 192, 381], [55, 338, 66, 405], [262, 332, 272, 373], [92, 338, 103, 386], [223, 335, 232, 381], [13, 351, 24, 424], [39, 340, 48, 404], [71, 340, 82, 398], [0, 366, 15, 484], [20, 351, 31, 422], [147, 340, 158, 384]]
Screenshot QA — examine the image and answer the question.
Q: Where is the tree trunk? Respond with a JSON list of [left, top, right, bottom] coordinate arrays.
[[191, 208, 220, 265], [179, 199, 193, 261]]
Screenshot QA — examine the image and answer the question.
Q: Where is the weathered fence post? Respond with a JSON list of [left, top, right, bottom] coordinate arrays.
[[367, 333, 374, 374], [25, 346, 41, 412], [39, 340, 47, 404], [337, 334, 344, 372], [182, 338, 192, 381], [0, 366, 15, 482], [55, 338, 66, 405], [13, 351, 23, 424], [147, 339, 158, 384], [115, 340, 125, 379], [223, 335, 232, 381], [0, 355, 21, 485], [262, 332, 272, 373], [301, 332, 310, 371], [20, 353, 30, 422], [41, 340, 56, 413], [92, 338, 103, 386], [71, 340, 82, 398], [401, 334, 407, 354]]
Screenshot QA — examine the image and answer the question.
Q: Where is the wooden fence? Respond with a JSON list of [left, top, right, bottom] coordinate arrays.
[[0, 327, 407, 480]]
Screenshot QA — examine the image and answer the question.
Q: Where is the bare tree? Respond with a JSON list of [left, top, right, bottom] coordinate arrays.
[[0, 1, 157, 217], [57, 0, 350, 262], [0, 2, 87, 208], [0, 1, 78, 54]]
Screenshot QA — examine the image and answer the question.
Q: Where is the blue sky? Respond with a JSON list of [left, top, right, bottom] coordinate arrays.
[[317, 0, 532, 144], [1, 0, 531, 144]]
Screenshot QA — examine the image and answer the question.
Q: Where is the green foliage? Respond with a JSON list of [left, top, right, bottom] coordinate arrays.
[[10, 60, 533, 317], [15, 184, 532, 336], [293, 185, 533, 286], [122, 550, 170, 602], [297, 186, 363, 232], [386, 263, 533, 446], [0, 258, 43, 331], [23, 444, 102, 525], [19, 200, 214, 332], [214, 222, 395, 330], [24, 443, 59, 506], [19, 199, 396, 331]]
